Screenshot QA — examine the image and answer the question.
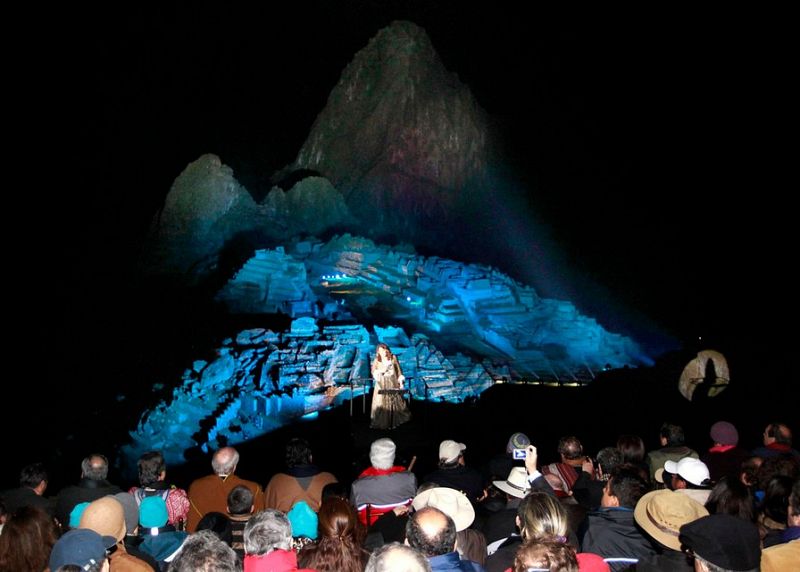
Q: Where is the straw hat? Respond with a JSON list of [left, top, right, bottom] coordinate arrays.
[[634, 489, 708, 551]]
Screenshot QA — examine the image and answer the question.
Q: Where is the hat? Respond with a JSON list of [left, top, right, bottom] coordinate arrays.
[[287, 500, 318, 539], [139, 495, 169, 528], [709, 421, 739, 446], [492, 467, 531, 499], [634, 490, 708, 551], [69, 501, 90, 528], [111, 492, 139, 535], [663, 458, 710, 487], [412, 487, 475, 531], [679, 514, 760, 570], [370, 438, 396, 470], [576, 552, 611, 572], [79, 496, 126, 542], [439, 440, 466, 463], [506, 432, 531, 454], [49, 528, 117, 571]]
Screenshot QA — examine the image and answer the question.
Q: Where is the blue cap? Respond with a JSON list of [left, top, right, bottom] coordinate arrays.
[[287, 501, 318, 539], [49, 528, 116, 570], [139, 495, 169, 528]]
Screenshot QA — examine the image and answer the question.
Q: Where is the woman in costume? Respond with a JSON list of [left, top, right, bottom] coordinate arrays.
[[370, 343, 411, 430]]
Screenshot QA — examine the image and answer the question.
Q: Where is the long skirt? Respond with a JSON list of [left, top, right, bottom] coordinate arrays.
[[370, 391, 411, 429]]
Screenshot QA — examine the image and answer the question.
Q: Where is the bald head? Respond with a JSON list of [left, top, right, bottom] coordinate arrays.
[[81, 454, 109, 481], [212, 447, 239, 476], [406, 507, 456, 557]]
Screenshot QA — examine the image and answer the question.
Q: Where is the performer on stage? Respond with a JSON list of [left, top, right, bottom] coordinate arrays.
[[370, 342, 411, 430]]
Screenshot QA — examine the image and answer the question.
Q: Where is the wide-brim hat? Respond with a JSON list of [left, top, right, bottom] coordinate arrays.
[[634, 489, 708, 551], [412, 487, 475, 531], [492, 467, 531, 499]]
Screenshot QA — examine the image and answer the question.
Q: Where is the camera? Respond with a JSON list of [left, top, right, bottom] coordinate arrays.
[[513, 448, 527, 460]]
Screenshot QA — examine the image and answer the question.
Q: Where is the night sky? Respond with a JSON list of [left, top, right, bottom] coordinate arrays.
[[12, 6, 793, 414]]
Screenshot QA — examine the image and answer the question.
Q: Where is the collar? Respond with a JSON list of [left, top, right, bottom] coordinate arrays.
[[359, 466, 406, 478], [709, 444, 736, 453]]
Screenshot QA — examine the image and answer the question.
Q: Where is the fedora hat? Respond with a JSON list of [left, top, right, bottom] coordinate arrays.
[[493, 467, 531, 499], [634, 489, 708, 551], [412, 487, 475, 531]]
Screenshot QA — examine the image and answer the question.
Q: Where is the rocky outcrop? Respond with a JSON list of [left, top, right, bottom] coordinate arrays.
[[291, 21, 493, 232], [145, 154, 260, 277], [145, 158, 353, 279]]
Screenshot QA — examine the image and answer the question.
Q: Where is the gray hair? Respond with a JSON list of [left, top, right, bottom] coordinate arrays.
[[211, 447, 239, 476], [81, 454, 109, 481], [170, 530, 239, 572], [365, 542, 432, 572], [244, 509, 292, 555]]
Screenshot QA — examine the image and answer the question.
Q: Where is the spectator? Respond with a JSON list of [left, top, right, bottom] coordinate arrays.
[[645, 423, 698, 483], [298, 496, 368, 572], [701, 421, 750, 482], [187, 447, 264, 532], [170, 529, 240, 572], [406, 506, 485, 571], [128, 450, 190, 528], [54, 453, 122, 528], [423, 440, 485, 504], [0, 506, 59, 572], [365, 542, 432, 572], [264, 437, 338, 513], [243, 509, 314, 571], [49, 528, 116, 572], [351, 438, 417, 526], [679, 514, 761, 572], [0, 462, 54, 515]]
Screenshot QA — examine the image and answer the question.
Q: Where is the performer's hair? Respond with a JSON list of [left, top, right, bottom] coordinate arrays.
[[376, 342, 393, 361]]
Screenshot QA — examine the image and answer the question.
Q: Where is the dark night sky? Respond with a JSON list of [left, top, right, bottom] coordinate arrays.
[[12, 5, 793, 394]]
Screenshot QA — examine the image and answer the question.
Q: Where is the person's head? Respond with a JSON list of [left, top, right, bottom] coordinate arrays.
[[679, 514, 761, 572], [136, 451, 166, 487], [557, 436, 583, 462], [321, 481, 349, 500], [760, 475, 793, 525], [169, 529, 239, 572], [19, 462, 48, 494], [755, 455, 800, 490], [370, 437, 396, 470], [318, 496, 359, 541], [513, 539, 578, 572], [763, 422, 793, 446], [376, 342, 393, 361], [663, 458, 711, 490], [595, 447, 623, 479], [227, 484, 255, 516], [405, 506, 457, 557], [616, 434, 646, 464], [79, 497, 126, 543], [506, 432, 531, 455], [787, 476, 800, 527], [602, 467, 649, 509], [709, 421, 739, 446], [438, 440, 466, 468], [0, 506, 60, 572], [81, 454, 110, 481], [740, 456, 763, 488], [705, 476, 755, 521], [196, 511, 234, 545], [285, 437, 313, 468], [49, 528, 115, 572], [634, 490, 708, 551], [287, 500, 318, 540], [211, 447, 239, 476], [365, 542, 432, 572], [516, 491, 568, 542], [659, 423, 686, 447], [411, 487, 475, 532], [138, 496, 169, 532], [244, 509, 292, 555]]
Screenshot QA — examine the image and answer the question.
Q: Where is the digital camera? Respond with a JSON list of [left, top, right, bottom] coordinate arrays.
[[512, 448, 527, 460]]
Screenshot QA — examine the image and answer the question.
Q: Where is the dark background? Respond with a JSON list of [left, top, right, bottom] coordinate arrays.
[[4, 4, 793, 488]]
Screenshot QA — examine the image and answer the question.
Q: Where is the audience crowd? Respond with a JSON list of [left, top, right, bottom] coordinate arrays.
[[1, 421, 798, 571]]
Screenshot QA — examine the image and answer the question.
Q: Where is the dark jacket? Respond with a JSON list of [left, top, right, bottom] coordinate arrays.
[[485, 534, 521, 572], [701, 446, 750, 482], [580, 508, 655, 571], [0, 487, 54, 515], [54, 478, 122, 527], [631, 549, 694, 571], [423, 465, 485, 503]]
